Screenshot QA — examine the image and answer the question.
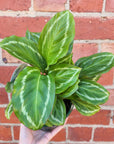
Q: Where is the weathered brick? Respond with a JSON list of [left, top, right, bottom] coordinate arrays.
[[0, 17, 50, 38], [0, 88, 9, 104], [0, 0, 31, 11], [0, 17, 114, 40], [72, 43, 98, 62], [67, 109, 111, 125], [34, 0, 66, 12], [94, 128, 114, 141], [101, 43, 114, 54], [51, 128, 66, 141], [68, 127, 92, 141], [14, 126, 20, 140], [0, 108, 20, 123], [98, 68, 114, 86], [75, 17, 114, 40], [2, 50, 22, 63], [104, 89, 114, 105], [0, 125, 12, 140], [70, 0, 103, 12], [0, 66, 17, 84], [106, 0, 114, 12]]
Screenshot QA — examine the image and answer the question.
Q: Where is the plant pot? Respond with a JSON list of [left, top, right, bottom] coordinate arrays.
[[41, 99, 73, 132]]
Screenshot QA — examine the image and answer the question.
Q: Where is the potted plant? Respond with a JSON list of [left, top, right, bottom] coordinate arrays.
[[0, 10, 114, 131]]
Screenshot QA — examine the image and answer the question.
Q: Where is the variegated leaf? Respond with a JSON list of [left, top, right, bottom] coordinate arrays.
[[76, 79, 109, 105], [0, 36, 47, 71], [26, 30, 40, 45], [59, 79, 80, 99], [54, 53, 73, 66], [46, 98, 66, 126], [5, 64, 27, 93], [75, 52, 114, 79], [72, 97, 100, 116], [66, 40, 74, 55], [38, 10, 75, 66], [49, 64, 81, 94], [12, 66, 55, 130], [5, 101, 13, 119]]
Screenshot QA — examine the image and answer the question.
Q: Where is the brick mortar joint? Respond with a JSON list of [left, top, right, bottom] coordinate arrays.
[[0, 11, 114, 17], [102, 0, 106, 13]]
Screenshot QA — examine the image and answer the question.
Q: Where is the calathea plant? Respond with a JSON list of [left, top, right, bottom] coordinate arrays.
[[0, 10, 114, 130]]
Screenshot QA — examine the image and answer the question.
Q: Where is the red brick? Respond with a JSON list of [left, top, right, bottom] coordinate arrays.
[[14, 126, 20, 140], [75, 17, 114, 40], [68, 127, 92, 141], [2, 50, 22, 63], [0, 108, 20, 123], [106, 0, 114, 12], [101, 43, 114, 54], [51, 128, 66, 141], [0, 17, 50, 38], [0, 66, 17, 84], [0, 88, 9, 104], [98, 68, 114, 86], [94, 128, 114, 141], [67, 109, 111, 125], [104, 89, 114, 105], [70, 0, 103, 12], [34, 0, 66, 12], [72, 43, 98, 62], [0, 125, 12, 140], [0, 0, 31, 11]]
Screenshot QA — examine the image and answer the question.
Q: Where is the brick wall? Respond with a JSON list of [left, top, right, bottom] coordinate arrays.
[[0, 0, 114, 143]]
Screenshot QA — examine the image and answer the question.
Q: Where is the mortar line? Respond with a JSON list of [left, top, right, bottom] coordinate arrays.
[[29, 0, 34, 12], [104, 85, 114, 89], [110, 110, 114, 125], [65, 125, 68, 143], [66, 124, 114, 128], [90, 127, 95, 142], [100, 105, 114, 110], [0, 123, 20, 126], [102, 0, 107, 13], [11, 126, 14, 141], [0, 140, 18, 143], [0, 11, 114, 17], [0, 83, 5, 87], [74, 40, 114, 43], [0, 104, 7, 107], [0, 63, 22, 66], [65, 0, 70, 10], [98, 43, 101, 53]]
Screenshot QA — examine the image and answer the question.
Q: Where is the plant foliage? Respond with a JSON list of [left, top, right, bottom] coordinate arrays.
[[0, 10, 114, 130]]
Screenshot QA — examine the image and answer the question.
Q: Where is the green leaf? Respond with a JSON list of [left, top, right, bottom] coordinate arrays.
[[12, 66, 55, 130], [26, 30, 40, 45], [49, 64, 81, 94], [5, 64, 27, 93], [75, 52, 114, 79], [59, 79, 80, 99], [76, 79, 109, 105], [38, 10, 75, 66], [0, 36, 47, 71], [92, 74, 101, 81], [72, 97, 100, 116], [5, 101, 13, 119], [46, 98, 66, 126], [55, 53, 73, 65], [5, 82, 14, 93], [66, 40, 74, 55]]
